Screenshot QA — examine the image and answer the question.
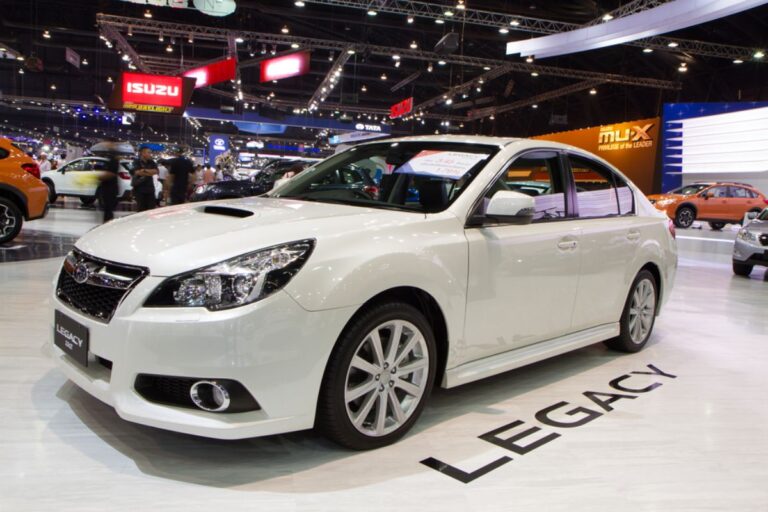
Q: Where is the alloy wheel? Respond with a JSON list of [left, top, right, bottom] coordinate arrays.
[[344, 319, 429, 437], [677, 208, 694, 228], [0, 204, 17, 238], [628, 278, 656, 344]]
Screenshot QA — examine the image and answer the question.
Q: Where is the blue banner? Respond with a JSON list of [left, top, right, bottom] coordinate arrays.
[[208, 134, 230, 166]]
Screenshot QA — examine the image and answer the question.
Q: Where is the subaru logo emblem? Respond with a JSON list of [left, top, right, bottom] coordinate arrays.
[[73, 262, 90, 284]]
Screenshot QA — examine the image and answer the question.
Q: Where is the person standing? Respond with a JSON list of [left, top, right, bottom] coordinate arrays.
[[38, 153, 51, 174], [131, 145, 159, 212], [162, 147, 196, 205], [203, 164, 216, 185], [97, 146, 120, 223]]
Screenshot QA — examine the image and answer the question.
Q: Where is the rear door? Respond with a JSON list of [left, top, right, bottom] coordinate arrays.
[[566, 154, 640, 331], [56, 159, 89, 194], [698, 185, 729, 219], [729, 186, 761, 220]]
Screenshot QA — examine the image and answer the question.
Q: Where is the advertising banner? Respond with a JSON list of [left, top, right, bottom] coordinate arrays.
[[65, 48, 80, 69], [108, 72, 196, 115], [260, 51, 311, 82], [181, 57, 237, 88], [533, 117, 660, 194], [390, 97, 414, 119], [208, 134, 230, 165]]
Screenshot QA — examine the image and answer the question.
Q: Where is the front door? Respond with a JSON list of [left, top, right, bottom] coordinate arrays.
[[463, 151, 581, 363]]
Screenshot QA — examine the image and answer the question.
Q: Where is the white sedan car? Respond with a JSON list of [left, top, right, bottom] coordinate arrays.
[[51, 136, 677, 449], [41, 156, 162, 205]]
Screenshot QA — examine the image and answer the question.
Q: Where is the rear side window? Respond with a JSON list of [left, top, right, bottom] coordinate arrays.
[[0, 148, 8, 159], [568, 155, 634, 218]]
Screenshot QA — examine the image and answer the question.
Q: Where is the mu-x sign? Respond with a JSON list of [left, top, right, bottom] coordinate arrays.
[[123, 73, 184, 107], [598, 123, 654, 144]]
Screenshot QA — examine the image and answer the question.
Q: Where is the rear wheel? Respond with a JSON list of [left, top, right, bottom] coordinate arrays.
[[0, 198, 23, 244], [733, 261, 753, 277], [605, 270, 658, 353], [674, 206, 695, 228], [44, 180, 57, 203], [708, 221, 725, 231], [317, 302, 436, 450]]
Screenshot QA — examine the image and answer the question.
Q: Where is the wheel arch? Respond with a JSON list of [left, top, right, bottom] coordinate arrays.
[[639, 262, 663, 316], [0, 184, 29, 219], [676, 202, 697, 217]]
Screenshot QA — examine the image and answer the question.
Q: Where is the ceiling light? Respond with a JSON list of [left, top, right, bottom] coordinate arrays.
[[392, 54, 400, 60], [589, 88, 597, 95], [483, 65, 491, 70], [667, 41, 678, 48], [122, 54, 130, 61], [394, 61, 401, 67], [444, 10, 454, 17], [438, 60, 446, 65], [166, 44, 173, 52], [733, 58, 744, 64], [754, 50, 765, 59], [43, 30, 51, 39], [380, 73, 387, 80], [188, 34, 194, 44], [525, 56, 534, 63], [407, 16, 414, 23], [410, 40, 418, 49], [144, 9, 152, 18], [18, 68, 24, 75], [489, 115, 495, 120], [456, 0, 465, 9], [532, 104, 538, 109], [281, 25, 290, 34], [510, 19, 520, 26], [476, 86, 481, 92], [602, 13, 614, 21], [499, 27, 509, 34], [678, 66, 687, 72], [347, 48, 355, 54], [361, 84, 367, 92], [107, 76, 113, 83], [427, 63, 433, 72], [531, 71, 539, 77], [235, 37, 244, 43], [295, 0, 305, 6], [435, 18, 445, 24], [50, 84, 56, 90], [445, 98, 453, 105], [643, 48, 653, 53], [291, 43, 300, 48], [367, 9, 377, 16]]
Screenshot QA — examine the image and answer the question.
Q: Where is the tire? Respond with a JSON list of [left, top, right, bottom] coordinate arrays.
[[317, 302, 437, 450], [708, 221, 725, 231], [605, 270, 658, 353], [674, 206, 695, 228], [44, 180, 57, 203], [79, 197, 96, 206], [0, 197, 24, 244], [733, 261, 753, 277]]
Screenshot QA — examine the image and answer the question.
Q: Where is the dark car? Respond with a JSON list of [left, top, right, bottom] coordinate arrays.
[[191, 160, 312, 202]]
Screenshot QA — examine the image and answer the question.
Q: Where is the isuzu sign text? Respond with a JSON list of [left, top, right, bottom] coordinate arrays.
[[123, 73, 184, 107]]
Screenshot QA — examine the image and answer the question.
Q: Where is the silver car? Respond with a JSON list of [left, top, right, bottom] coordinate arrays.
[[733, 208, 768, 276]]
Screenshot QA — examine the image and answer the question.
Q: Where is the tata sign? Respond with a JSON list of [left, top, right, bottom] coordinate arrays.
[[260, 51, 311, 82], [181, 57, 237, 89], [208, 134, 230, 165], [108, 72, 195, 115], [354, 123, 383, 132]]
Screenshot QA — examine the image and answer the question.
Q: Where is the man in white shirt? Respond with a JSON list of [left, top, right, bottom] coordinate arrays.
[[38, 153, 51, 174]]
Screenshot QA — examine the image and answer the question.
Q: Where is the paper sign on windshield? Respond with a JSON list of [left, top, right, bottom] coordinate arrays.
[[396, 150, 489, 179]]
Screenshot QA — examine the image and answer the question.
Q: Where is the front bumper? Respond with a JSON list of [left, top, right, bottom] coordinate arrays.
[[51, 276, 356, 439], [733, 237, 768, 267]]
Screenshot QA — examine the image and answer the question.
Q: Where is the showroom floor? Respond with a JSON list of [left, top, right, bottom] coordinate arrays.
[[2, 207, 767, 511]]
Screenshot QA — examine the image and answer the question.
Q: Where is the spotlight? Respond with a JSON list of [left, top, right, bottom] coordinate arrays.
[[347, 48, 355, 54], [438, 60, 446, 66], [361, 84, 367, 92], [291, 43, 300, 49], [281, 25, 290, 34], [602, 13, 614, 21], [410, 41, 418, 49], [295, 0, 305, 5], [531, 72, 539, 77], [456, 0, 465, 9], [754, 50, 765, 59], [235, 37, 244, 43], [532, 104, 538, 109], [435, 18, 445, 24], [589, 88, 597, 95], [367, 9, 377, 16], [107, 76, 113, 83], [499, 27, 509, 34], [525, 56, 534, 63], [166, 44, 173, 53], [407, 16, 414, 23], [188, 34, 194, 44], [380, 73, 387, 80], [144, 9, 152, 18], [667, 41, 679, 48], [643, 48, 654, 53], [510, 19, 520, 26], [43, 30, 51, 39]]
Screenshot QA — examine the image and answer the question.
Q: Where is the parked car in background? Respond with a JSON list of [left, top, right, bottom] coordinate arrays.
[[648, 181, 767, 229], [191, 159, 314, 202], [0, 137, 48, 244], [52, 136, 676, 449], [41, 156, 162, 206], [733, 208, 768, 277]]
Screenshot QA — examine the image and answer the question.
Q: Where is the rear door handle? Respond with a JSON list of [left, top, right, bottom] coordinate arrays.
[[626, 230, 641, 241], [557, 240, 578, 250]]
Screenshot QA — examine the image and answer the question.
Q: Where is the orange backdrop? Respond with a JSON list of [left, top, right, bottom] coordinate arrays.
[[532, 117, 660, 194]]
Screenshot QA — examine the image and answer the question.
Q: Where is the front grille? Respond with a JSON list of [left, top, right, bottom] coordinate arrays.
[[56, 250, 148, 323]]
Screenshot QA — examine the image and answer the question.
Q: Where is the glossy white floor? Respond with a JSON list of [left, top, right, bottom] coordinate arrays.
[[2, 208, 767, 511]]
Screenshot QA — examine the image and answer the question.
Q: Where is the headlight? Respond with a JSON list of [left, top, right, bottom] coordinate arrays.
[[737, 229, 758, 243], [145, 240, 315, 310]]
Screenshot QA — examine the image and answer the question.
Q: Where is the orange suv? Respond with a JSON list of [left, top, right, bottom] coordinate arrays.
[[648, 181, 767, 230], [0, 137, 49, 244]]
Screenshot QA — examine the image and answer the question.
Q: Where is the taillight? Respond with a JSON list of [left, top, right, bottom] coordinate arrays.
[[22, 162, 40, 179], [763, 199, 768, 205], [364, 185, 379, 199], [119, 171, 131, 180], [668, 220, 676, 239]]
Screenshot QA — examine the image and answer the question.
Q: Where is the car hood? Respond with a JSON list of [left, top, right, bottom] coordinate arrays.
[[746, 218, 768, 233], [75, 197, 421, 276], [647, 193, 683, 202]]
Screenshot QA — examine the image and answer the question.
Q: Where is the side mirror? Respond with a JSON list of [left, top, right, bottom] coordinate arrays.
[[485, 190, 536, 225]]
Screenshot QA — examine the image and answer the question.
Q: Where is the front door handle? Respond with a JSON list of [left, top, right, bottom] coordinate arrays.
[[626, 230, 641, 241], [557, 240, 578, 250]]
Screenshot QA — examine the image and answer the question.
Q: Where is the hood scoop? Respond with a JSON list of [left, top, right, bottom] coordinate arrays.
[[201, 205, 255, 218]]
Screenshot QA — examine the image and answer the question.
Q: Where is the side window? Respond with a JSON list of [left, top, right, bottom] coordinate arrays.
[[63, 160, 87, 172], [568, 156, 622, 218], [729, 186, 749, 198], [91, 160, 108, 171], [340, 168, 363, 185], [709, 186, 728, 198], [485, 151, 567, 221]]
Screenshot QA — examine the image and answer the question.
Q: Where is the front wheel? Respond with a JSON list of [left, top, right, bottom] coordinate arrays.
[[733, 261, 753, 277], [0, 198, 24, 244], [708, 221, 725, 231], [605, 270, 658, 353], [674, 206, 695, 228], [317, 302, 436, 450]]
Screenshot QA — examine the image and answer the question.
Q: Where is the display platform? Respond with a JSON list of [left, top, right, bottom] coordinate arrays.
[[0, 208, 766, 511]]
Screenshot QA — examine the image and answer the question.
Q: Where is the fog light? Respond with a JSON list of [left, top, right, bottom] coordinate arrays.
[[190, 380, 231, 412]]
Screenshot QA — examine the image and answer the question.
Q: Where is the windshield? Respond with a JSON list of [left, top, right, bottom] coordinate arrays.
[[670, 184, 709, 195], [758, 209, 768, 221], [271, 141, 499, 212]]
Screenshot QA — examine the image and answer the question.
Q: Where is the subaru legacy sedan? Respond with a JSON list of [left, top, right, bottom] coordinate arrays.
[[51, 136, 677, 450]]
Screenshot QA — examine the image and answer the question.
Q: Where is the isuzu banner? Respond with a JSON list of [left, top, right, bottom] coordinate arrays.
[[533, 117, 660, 194], [108, 72, 196, 115], [181, 57, 237, 89]]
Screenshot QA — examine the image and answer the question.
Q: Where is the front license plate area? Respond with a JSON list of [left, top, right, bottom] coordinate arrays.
[[54, 310, 89, 367]]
